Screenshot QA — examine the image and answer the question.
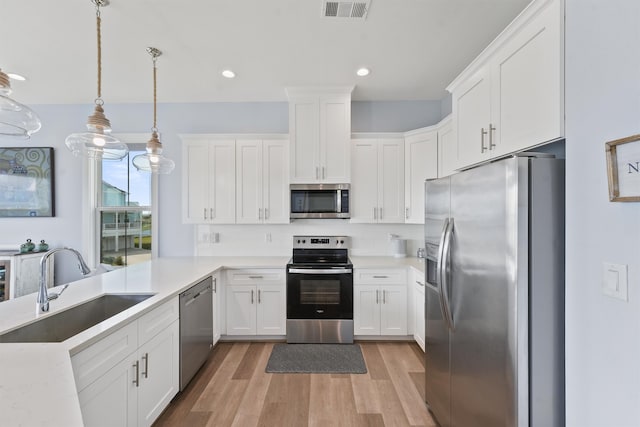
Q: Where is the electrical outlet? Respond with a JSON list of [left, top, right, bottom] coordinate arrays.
[[265, 233, 272, 242], [212, 232, 220, 243], [602, 262, 628, 301]]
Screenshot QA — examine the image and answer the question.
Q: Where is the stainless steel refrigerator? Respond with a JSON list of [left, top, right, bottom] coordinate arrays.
[[424, 154, 565, 427]]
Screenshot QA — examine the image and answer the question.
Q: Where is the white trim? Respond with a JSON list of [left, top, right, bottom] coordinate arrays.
[[178, 133, 288, 142]]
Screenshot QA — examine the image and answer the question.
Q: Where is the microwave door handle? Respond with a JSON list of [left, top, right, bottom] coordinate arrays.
[[439, 218, 455, 331], [337, 190, 342, 213]]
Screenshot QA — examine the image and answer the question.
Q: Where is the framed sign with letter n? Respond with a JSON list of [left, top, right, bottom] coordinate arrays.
[[605, 134, 640, 202]]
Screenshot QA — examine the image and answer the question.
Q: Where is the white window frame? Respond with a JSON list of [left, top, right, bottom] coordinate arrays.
[[82, 134, 158, 269]]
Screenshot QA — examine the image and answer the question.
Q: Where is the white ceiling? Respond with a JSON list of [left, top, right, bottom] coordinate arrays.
[[2, 0, 531, 105]]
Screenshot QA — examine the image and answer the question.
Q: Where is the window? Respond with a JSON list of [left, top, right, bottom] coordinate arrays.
[[84, 135, 158, 268]]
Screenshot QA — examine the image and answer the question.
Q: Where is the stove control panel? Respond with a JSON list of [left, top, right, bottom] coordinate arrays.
[[292, 235, 350, 249]]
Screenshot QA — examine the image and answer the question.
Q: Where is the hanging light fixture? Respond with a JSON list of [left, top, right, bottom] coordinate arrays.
[[132, 47, 175, 174], [65, 0, 127, 160], [0, 69, 42, 138]]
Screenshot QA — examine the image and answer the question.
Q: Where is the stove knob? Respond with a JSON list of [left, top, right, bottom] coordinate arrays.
[[340, 240, 344, 244], [303, 239, 306, 243], [297, 239, 301, 244]]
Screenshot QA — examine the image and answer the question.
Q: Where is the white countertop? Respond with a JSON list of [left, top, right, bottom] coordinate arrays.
[[0, 255, 422, 426]]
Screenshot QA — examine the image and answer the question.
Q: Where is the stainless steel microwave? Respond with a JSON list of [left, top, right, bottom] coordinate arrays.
[[290, 184, 350, 219]]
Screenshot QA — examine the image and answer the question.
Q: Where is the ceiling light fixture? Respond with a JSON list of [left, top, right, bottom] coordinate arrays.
[[65, 0, 127, 160], [222, 70, 236, 79], [0, 68, 41, 138], [356, 67, 370, 77], [132, 47, 175, 174]]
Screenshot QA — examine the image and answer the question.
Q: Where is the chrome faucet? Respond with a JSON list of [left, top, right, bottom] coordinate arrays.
[[37, 248, 92, 312]]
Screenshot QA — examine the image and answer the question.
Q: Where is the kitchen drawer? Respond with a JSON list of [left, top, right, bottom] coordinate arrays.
[[138, 297, 179, 345], [72, 321, 138, 392], [226, 269, 285, 285], [354, 268, 407, 285]]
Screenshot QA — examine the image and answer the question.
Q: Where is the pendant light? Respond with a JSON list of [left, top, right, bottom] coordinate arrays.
[[65, 0, 127, 160], [132, 47, 175, 174], [0, 69, 42, 138]]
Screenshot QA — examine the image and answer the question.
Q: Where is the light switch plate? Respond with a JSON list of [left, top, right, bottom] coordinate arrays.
[[602, 262, 628, 301]]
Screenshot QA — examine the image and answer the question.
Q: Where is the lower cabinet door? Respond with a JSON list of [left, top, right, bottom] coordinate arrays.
[[256, 284, 286, 335], [78, 352, 138, 427], [138, 320, 180, 427], [354, 285, 381, 335], [380, 286, 407, 335], [226, 285, 257, 335], [414, 284, 426, 351]]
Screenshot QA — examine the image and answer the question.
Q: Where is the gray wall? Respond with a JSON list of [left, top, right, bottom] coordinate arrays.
[[565, 0, 640, 425], [0, 100, 441, 282]]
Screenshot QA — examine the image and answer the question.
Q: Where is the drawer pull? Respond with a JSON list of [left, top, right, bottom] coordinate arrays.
[[373, 275, 388, 279], [416, 280, 425, 287], [248, 275, 263, 279]]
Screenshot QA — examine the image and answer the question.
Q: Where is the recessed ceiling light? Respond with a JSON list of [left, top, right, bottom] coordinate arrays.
[[7, 73, 26, 81], [222, 70, 236, 79], [356, 67, 370, 77]]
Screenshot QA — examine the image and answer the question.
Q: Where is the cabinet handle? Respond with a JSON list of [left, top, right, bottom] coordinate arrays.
[[258, 208, 263, 220], [376, 289, 379, 304], [480, 128, 488, 153], [249, 275, 263, 279], [379, 207, 383, 220], [373, 207, 377, 220], [406, 208, 409, 219], [133, 360, 140, 387], [322, 167, 326, 179], [258, 289, 261, 304], [265, 208, 269, 220], [142, 353, 149, 379], [316, 167, 320, 179], [204, 208, 207, 220], [373, 275, 388, 279], [416, 280, 425, 287], [383, 290, 386, 304], [489, 123, 496, 150], [210, 208, 214, 219], [251, 289, 254, 304]]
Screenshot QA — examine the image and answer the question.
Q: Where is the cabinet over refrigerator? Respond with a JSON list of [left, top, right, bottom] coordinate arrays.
[[424, 154, 565, 427]]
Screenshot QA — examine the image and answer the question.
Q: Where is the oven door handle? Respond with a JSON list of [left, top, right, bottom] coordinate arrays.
[[287, 268, 352, 275]]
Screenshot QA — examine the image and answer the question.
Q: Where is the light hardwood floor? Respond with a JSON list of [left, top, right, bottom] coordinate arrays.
[[154, 341, 437, 427]]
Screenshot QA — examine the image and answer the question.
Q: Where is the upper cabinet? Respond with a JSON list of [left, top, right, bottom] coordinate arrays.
[[447, 0, 564, 169], [181, 137, 236, 224], [287, 87, 353, 183], [181, 135, 289, 225], [236, 139, 289, 224], [351, 137, 405, 224], [404, 128, 438, 224], [437, 116, 456, 178]]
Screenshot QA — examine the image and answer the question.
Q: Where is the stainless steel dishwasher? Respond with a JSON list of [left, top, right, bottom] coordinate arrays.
[[179, 276, 214, 391]]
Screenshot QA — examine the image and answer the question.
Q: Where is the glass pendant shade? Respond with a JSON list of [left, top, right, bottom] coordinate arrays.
[[133, 131, 175, 174], [0, 69, 42, 138], [65, 104, 128, 160]]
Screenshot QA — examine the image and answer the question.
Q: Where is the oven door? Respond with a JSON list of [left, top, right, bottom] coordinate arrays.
[[286, 267, 353, 319]]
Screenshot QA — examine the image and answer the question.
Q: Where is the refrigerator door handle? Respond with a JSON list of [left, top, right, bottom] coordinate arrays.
[[436, 218, 451, 330], [438, 218, 455, 331]]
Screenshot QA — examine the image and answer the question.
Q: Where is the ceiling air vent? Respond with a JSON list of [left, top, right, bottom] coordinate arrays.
[[323, 1, 371, 20]]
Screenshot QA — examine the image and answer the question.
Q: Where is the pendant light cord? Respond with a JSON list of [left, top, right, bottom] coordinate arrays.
[[96, 4, 103, 104], [152, 55, 157, 131]]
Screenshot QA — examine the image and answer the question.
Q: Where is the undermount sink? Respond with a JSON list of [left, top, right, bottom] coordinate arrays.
[[0, 294, 154, 343]]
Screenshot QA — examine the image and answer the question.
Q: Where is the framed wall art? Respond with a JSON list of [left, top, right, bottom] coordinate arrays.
[[0, 147, 55, 217], [605, 134, 640, 202]]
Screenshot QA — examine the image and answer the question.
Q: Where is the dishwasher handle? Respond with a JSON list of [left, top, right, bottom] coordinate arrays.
[[182, 284, 212, 307]]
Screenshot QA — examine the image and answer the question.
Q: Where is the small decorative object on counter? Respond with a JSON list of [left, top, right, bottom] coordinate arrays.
[[20, 239, 35, 253], [37, 240, 49, 252]]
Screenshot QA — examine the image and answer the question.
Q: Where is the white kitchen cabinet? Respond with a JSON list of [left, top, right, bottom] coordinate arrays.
[[354, 269, 407, 336], [225, 269, 286, 336], [448, 0, 563, 169], [404, 128, 438, 224], [236, 139, 289, 224], [181, 138, 236, 224], [410, 267, 426, 352], [72, 298, 179, 427], [287, 88, 352, 183], [437, 116, 456, 178], [351, 138, 405, 223]]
